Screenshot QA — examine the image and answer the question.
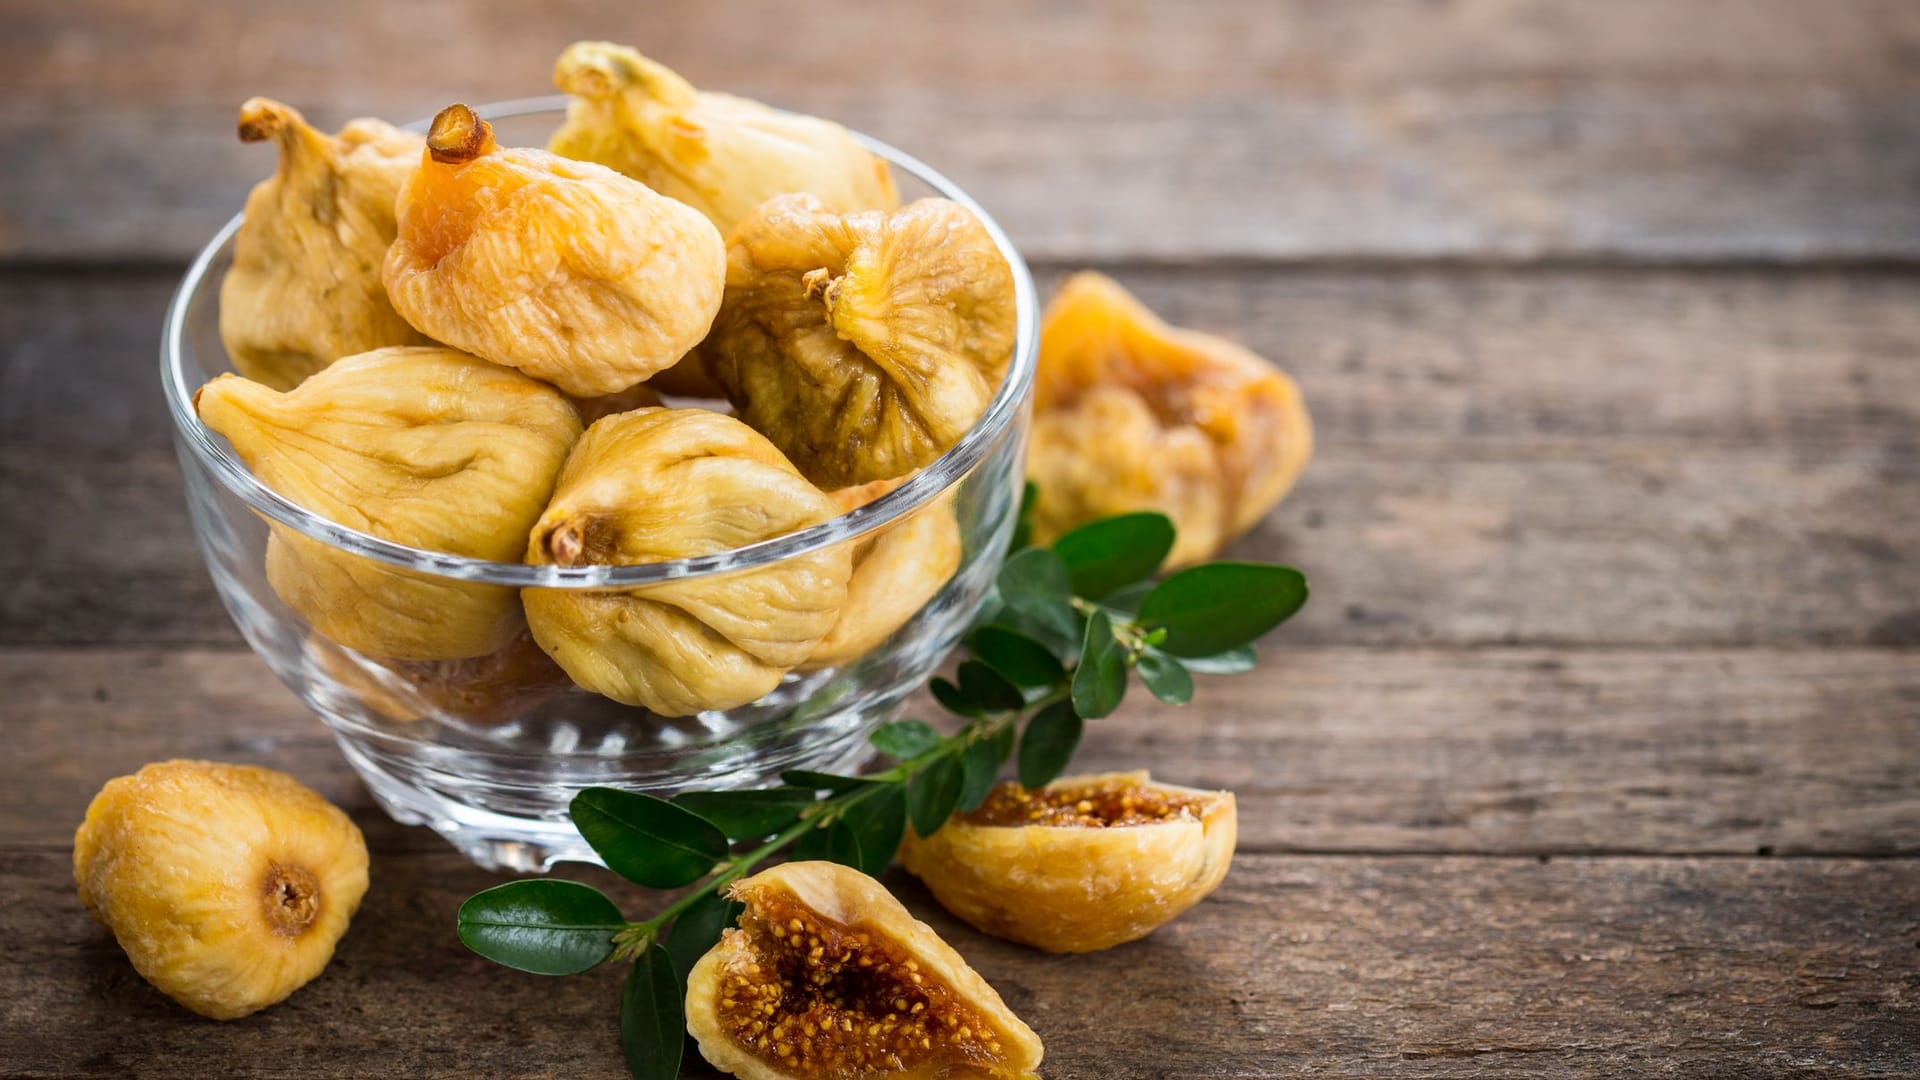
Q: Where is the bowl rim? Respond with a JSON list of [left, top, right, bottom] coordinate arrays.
[[161, 94, 1039, 589]]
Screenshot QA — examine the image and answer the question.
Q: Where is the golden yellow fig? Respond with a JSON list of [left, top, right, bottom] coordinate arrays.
[[1029, 272, 1312, 566], [73, 760, 368, 1020], [900, 771, 1237, 953], [686, 861, 1044, 1080], [705, 194, 1016, 488], [218, 97, 428, 390], [195, 346, 582, 660], [548, 41, 897, 235], [384, 103, 725, 397], [804, 478, 961, 669], [309, 630, 575, 727], [522, 408, 852, 716], [568, 380, 664, 426]]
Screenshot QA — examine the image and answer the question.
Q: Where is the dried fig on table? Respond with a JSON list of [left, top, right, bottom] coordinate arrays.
[[686, 861, 1045, 1080], [803, 477, 962, 669], [219, 97, 428, 390], [73, 760, 368, 1020], [900, 771, 1237, 953], [706, 194, 1017, 488], [383, 103, 725, 397], [548, 40, 898, 235], [522, 408, 852, 716], [1029, 272, 1312, 566], [195, 346, 582, 660]]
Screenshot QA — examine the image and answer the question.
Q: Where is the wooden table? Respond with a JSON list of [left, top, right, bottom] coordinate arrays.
[[4, 2, 1917, 1076]]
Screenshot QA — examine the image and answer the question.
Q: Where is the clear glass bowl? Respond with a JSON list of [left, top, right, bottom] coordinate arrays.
[[161, 98, 1038, 871]]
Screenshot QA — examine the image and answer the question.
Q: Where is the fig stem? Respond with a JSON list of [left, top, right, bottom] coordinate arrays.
[[553, 41, 698, 108], [426, 103, 496, 165]]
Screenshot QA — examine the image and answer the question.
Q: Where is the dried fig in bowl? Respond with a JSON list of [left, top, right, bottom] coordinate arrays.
[[706, 195, 1016, 488], [522, 408, 852, 716], [219, 97, 428, 390], [383, 103, 725, 397], [195, 346, 582, 661], [548, 40, 898, 234], [803, 477, 962, 669], [900, 771, 1237, 953], [686, 861, 1044, 1080]]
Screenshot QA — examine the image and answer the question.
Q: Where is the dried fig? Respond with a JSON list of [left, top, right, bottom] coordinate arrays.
[[195, 346, 582, 660], [548, 41, 898, 234], [804, 478, 962, 669], [309, 630, 574, 728], [384, 103, 725, 397], [73, 760, 368, 1019], [900, 771, 1236, 953], [686, 861, 1044, 1080], [705, 195, 1016, 488], [219, 97, 428, 390], [522, 408, 852, 716], [1029, 272, 1312, 566], [568, 380, 664, 426]]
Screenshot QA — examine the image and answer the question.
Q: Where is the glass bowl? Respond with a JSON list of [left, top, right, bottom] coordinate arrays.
[[161, 98, 1038, 871]]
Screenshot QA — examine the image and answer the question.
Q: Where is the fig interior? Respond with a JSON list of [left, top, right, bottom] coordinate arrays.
[[963, 777, 1212, 829]]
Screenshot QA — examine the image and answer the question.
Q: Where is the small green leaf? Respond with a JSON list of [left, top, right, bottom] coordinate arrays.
[[990, 718, 1017, 763], [1071, 610, 1129, 719], [996, 547, 1079, 646], [956, 737, 1001, 812], [621, 943, 685, 1080], [969, 626, 1067, 690], [1052, 512, 1176, 598], [931, 661, 1025, 718], [1138, 650, 1195, 705], [981, 606, 1080, 663], [908, 755, 965, 837], [1137, 563, 1309, 657], [781, 770, 875, 794], [846, 784, 908, 875], [793, 816, 864, 868], [1179, 645, 1257, 675], [1017, 701, 1084, 788], [456, 880, 624, 976], [570, 788, 730, 890], [1010, 480, 1039, 551], [870, 719, 943, 760], [663, 890, 743, 988], [1099, 580, 1157, 616], [930, 676, 979, 719], [672, 787, 816, 841]]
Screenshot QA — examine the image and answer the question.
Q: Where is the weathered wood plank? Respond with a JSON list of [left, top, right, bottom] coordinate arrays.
[[9, 647, 1916, 856], [3, 848, 1913, 1077], [5, 0, 1919, 261]]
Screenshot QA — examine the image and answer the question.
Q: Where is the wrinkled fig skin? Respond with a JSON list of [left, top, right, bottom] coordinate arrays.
[[383, 103, 726, 398], [706, 194, 1017, 489], [803, 477, 961, 669], [195, 346, 583, 661], [218, 97, 429, 390], [686, 861, 1045, 1080], [522, 409, 852, 716], [901, 771, 1238, 954], [1029, 272, 1313, 567], [548, 41, 898, 235]]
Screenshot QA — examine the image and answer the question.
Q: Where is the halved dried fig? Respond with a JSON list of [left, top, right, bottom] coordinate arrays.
[[1029, 272, 1312, 566], [383, 103, 725, 397], [686, 861, 1044, 1080], [803, 478, 961, 669], [900, 771, 1236, 953], [522, 408, 852, 716], [219, 97, 428, 390], [548, 41, 897, 234], [705, 194, 1016, 488], [195, 346, 582, 660]]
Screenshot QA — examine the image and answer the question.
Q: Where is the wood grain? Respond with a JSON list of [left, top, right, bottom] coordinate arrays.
[[4, 848, 1914, 1078], [9, 647, 1916, 857], [5, 0, 1919, 262]]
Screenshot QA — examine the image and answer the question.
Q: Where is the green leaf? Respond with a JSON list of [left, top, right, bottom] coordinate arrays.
[[990, 718, 1017, 763], [1070, 610, 1129, 719], [1138, 650, 1195, 705], [908, 754, 964, 837], [870, 719, 943, 760], [930, 677, 979, 719], [1137, 563, 1309, 658], [932, 660, 1025, 718], [1052, 512, 1176, 598], [846, 784, 908, 875], [621, 943, 685, 1080], [793, 816, 864, 868], [1010, 480, 1039, 551], [456, 880, 624, 976], [956, 737, 1001, 812], [1179, 645, 1257, 675], [1017, 701, 1084, 788], [1099, 580, 1157, 616], [663, 890, 743, 989], [569, 788, 729, 890], [969, 626, 1067, 690], [672, 787, 816, 841], [781, 769, 875, 794], [995, 547, 1079, 646]]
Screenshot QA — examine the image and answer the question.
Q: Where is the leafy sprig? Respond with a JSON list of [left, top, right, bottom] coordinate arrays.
[[455, 494, 1308, 1080]]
